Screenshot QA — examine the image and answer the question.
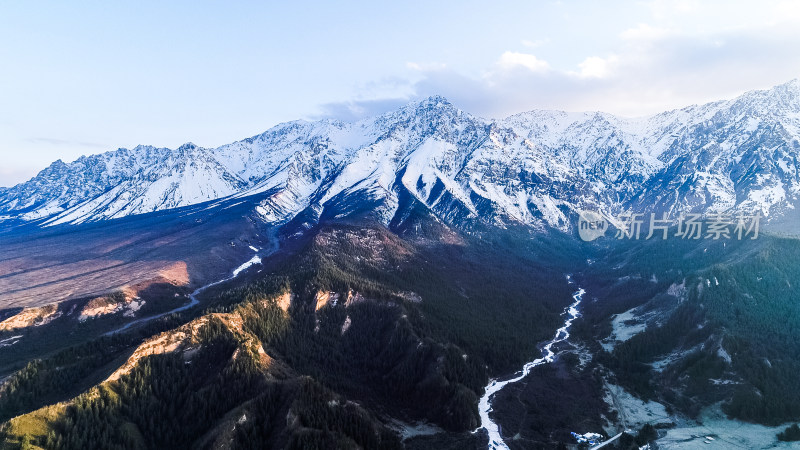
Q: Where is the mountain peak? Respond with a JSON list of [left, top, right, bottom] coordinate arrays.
[[387, 95, 456, 116], [3, 80, 800, 230], [416, 95, 453, 109], [370, 95, 462, 127], [178, 142, 198, 151], [400, 95, 462, 120], [780, 78, 800, 89], [423, 94, 450, 103], [776, 78, 800, 97]]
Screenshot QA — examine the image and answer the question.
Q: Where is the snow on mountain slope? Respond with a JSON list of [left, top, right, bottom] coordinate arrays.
[[631, 79, 800, 219], [1, 81, 799, 232], [0, 144, 247, 226]]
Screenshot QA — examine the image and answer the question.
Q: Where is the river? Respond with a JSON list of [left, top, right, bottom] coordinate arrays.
[[475, 279, 585, 449], [105, 235, 278, 336]]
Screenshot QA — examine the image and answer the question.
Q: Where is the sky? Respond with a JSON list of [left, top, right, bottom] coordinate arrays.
[[1, 0, 799, 187]]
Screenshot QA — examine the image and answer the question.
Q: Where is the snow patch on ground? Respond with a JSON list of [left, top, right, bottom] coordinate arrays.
[[603, 382, 672, 431], [667, 279, 687, 298], [340, 316, 352, 335], [390, 420, 444, 441], [602, 377, 793, 449], [232, 255, 261, 277], [0, 335, 23, 348], [716, 344, 732, 364], [600, 308, 647, 352], [651, 345, 701, 373], [657, 406, 796, 449], [123, 299, 146, 318]]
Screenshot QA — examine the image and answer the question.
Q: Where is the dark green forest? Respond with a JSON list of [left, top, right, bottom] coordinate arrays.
[[0, 221, 581, 449], [584, 235, 800, 426], [2, 218, 798, 449]]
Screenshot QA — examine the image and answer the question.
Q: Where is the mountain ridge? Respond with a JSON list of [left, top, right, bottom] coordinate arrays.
[[2, 79, 799, 233]]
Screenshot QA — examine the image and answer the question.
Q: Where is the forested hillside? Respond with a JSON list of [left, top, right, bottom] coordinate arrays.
[[580, 235, 800, 426], [0, 218, 580, 449]]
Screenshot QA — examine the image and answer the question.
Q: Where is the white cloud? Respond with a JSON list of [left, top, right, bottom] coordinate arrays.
[[574, 55, 619, 79], [416, 5, 800, 118], [312, 97, 412, 122], [495, 51, 550, 73], [315, 1, 800, 121]]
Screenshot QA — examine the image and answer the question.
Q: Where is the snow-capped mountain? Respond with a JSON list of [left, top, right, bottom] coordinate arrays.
[[0, 144, 247, 225], [630, 81, 800, 220], [2, 80, 799, 232]]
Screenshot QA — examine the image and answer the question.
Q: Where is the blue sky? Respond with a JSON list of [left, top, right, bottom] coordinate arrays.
[[2, 0, 799, 186]]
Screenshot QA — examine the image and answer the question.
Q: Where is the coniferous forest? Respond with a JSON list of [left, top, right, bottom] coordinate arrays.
[[1, 214, 799, 449], [0, 220, 584, 449]]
